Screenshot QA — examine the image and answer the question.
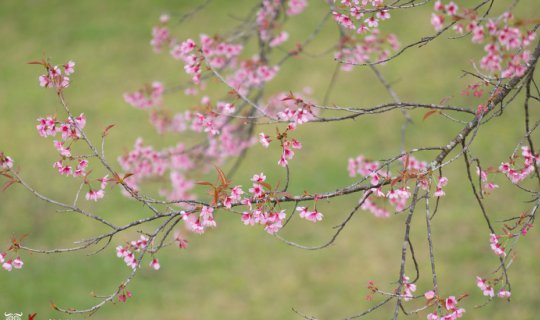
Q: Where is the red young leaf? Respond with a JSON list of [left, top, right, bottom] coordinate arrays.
[[423, 109, 439, 121], [102, 124, 116, 138], [196, 181, 214, 187], [214, 166, 229, 187], [2, 180, 17, 192]]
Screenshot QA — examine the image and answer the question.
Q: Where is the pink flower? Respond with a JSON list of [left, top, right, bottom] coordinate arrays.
[[445, 296, 457, 310], [116, 245, 127, 258], [12, 257, 23, 269], [269, 31, 289, 47], [98, 175, 109, 190], [297, 207, 324, 222], [376, 10, 390, 21], [251, 173, 266, 183], [402, 276, 416, 301], [249, 184, 264, 198], [427, 312, 439, 320], [445, 2, 458, 15], [278, 155, 288, 167], [230, 185, 244, 200], [365, 16, 378, 28], [286, 0, 307, 16], [0, 155, 13, 169], [2, 260, 13, 271], [259, 133, 271, 147], [483, 285, 495, 297], [424, 290, 435, 300], [476, 276, 487, 290], [498, 289, 511, 298], [241, 211, 256, 225], [174, 232, 189, 249], [159, 14, 170, 23], [150, 258, 160, 270], [489, 233, 506, 257], [85, 189, 105, 201], [39, 75, 51, 87], [431, 14, 445, 31], [63, 60, 75, 75]]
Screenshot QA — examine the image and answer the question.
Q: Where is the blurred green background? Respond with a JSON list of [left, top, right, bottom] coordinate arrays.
[[0, 1, 539, 319]]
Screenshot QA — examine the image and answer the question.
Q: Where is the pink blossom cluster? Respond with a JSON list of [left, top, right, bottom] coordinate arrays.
[[384, 186, 411, 211], [182, 206, 217, 234], [1, 253, 23, 272], [240, 173, 287, 234], [335, 32, 400, 70], [38, 60, 75, 89], [360, 197, 390, 218], [159, 171, 195, 205], [476, 167, 499, 194], [150, 15, 246, 91], [118, 114, 252, 200], [489, 233, 506, 257], [118, 290, 133, 303], [178, 35, 243, 86], [85, 175, 108, 202], [259, 95, 310, 167], [296, 206, 324, 222], [401, 275, 416, 301], [277, 106, 315, 128], [432, 2, 536, 78], [499, 146, 540, 184], [348, 155, 387, 183], [430, 1, 458, 31], [349, 154, 449, 216], [433, 176, 448, 197], [148, 110, 187, 134], [242, 207, 287, 235], [174, 231, 189, 249], [461, 82, 485, 98], [476, 276, 511, 299], [145, 97, 236, 137], [150, 14, 171, 52], [426, 295, 465, 320], [226, 58, 279, 96], [35, 111, 112, 202], [264, 90, 318, 119], [277, 136, 302, 167], [256, 0, 307, 45], [286, 0, 307, 16], [223, 185, 244, 209], [116, 235, 149, 269], [332, 0, 388, 34], [332, 0, 400, 67], [118, 138, 189, 193], [37, 113, 86, 140], [36, 113, 93, 178], [123, 82, 165, 109]]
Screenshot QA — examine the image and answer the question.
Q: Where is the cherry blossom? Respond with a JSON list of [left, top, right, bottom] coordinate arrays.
[[296, 206, 324, 222], [174, 232, 189, 249], [489, 233, 506, 257], [476, 276, 495, 297], [12, 257, 23, 269], [0, 154, 13, 169], [498, 289, 511, 299], [150, 258, 160, 270], [424, 290, 435, 300]]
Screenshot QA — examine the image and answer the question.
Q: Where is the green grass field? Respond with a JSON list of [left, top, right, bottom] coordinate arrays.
[[1, 1, 539, 319]]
